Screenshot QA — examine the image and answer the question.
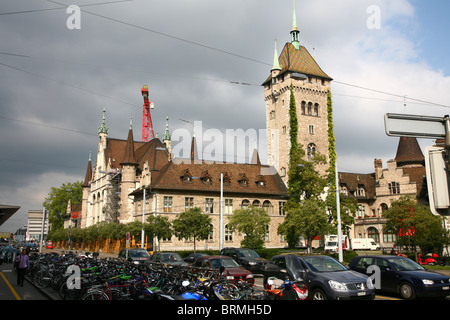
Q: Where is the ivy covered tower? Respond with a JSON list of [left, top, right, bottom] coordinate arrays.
[[262, 3, 333, 185]]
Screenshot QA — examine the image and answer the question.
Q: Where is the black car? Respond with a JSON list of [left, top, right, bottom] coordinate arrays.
[[219, 247, 268, 273], [261, 254, 375, 300], [348, 255, 450, 300], [118, 248, 151, 265], [148, 252, 188, 266]]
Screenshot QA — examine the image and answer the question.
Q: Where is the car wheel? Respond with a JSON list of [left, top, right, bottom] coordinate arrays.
[[311, 288, 327, 300], [399, 282, 416, 300]]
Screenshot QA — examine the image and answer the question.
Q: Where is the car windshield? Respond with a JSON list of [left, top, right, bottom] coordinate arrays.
[[387, 257, 425, 271], [210, 258, 239, 269], [237, 249, 260, 258], [303, 256, 348, 272], [161, 253, 182, 262], [128, 250, 150, 258]]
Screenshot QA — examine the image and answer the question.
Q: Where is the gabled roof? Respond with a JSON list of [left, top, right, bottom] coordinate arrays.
[[263, 42, 332, 85]]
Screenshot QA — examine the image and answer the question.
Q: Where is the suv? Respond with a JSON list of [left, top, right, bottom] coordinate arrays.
[[219, 247, 267, 273], [118, 248, 151, 265]]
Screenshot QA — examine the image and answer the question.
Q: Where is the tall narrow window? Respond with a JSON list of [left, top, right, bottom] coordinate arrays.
[[163, 196, 173, 213], [185, 197, 194, 211], [205, 198, 214, 214], [225, 199, 233, 214]]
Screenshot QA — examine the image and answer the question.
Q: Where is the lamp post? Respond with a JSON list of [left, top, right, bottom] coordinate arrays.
[[219, 173, 224, 250], [335, 160, 343, 263], [142, 186, 146, 249]]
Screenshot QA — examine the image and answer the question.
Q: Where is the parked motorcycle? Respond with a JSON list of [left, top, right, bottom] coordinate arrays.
[[265, 277, 308, 300]]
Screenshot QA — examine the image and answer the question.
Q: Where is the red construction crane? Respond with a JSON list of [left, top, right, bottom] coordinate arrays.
[[141, 85, 154, 142]]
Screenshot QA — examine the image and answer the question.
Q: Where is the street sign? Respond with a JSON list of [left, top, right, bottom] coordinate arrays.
[[425, 146, 450, 216], [384, 113, 446, 139]]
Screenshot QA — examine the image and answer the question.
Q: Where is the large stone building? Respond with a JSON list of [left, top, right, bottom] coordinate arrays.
[[80, 110, 288, 250], [75, 5, 436, 252], [262, 7, 332, 183], [339, 137, 428, 248]]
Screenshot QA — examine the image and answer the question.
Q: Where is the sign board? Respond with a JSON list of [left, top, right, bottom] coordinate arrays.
[[425, 146, 450, 216], [384, 113, 446, 139], [126, 232, 130, 249]]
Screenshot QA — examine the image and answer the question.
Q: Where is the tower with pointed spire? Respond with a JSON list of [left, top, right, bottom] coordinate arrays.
[[263, 2, 333, 185], [163, 116, 172, 159], [119, 117, 138, 223]]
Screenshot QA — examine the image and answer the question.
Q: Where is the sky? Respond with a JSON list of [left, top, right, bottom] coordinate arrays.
[[1, 0, 450, 232]]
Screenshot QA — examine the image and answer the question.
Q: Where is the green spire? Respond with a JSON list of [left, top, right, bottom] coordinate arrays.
[[163, 116, 171, 141], [291, 0, 300, 49], [98, 107, 108, 134], [272, 39, 281, 71]]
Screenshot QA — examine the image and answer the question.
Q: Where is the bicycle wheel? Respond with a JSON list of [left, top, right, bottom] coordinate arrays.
[[35, 270, 52, 289], [80, 290, 109, 300]]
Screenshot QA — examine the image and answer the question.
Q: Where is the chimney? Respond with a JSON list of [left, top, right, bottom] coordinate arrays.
[[374, 159, 383, 180]]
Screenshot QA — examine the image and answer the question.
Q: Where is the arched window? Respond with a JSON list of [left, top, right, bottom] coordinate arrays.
[[252, 200, 261, 207], [367, 227, 380, 243], [314, 103, 319, 116], [301, 101, 306, 115], [307, 143, 316, 161], [263, 200, 273, 215], [241, 199, 250, 209]]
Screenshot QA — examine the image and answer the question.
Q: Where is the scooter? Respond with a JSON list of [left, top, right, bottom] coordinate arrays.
[[418, 253, 438, 266], [265, 277, 308, 300]]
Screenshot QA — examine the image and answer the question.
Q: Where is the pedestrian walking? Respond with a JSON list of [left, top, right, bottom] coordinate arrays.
[[16, 249, 30, 287]]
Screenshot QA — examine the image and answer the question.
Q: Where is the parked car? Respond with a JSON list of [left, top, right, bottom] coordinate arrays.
[[148, 252, 188, 266], [192, 255, 254, 284], [183, 252, 209, 264], [348, 255, 450, 300], [261, 254, 375, 300], [219, 247, 268, 273], [118, 248, 151, 265]]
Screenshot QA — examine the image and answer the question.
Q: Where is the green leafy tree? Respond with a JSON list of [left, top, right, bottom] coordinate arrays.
[[325, 89, 356, 234], [279, 198, 331, 252], [146, 215, 173, 251], [279, 84, 328, 247], [227, 206, 271, 249], [383, 196, 449, 253], [173, 208, 212, 252], [43, 181, 82, 230]]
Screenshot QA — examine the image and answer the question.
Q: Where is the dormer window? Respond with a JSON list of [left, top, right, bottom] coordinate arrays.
[[238, 173, 249, 186], [255, 175, 266, 188], [200, 170, 212, 185], [356, 184, 365, 197], [180, 169, 193, 183], [221, 172, 231, 186]]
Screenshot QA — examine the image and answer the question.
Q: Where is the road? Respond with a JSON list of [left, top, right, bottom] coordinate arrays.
[[0, 262, 49, 300]]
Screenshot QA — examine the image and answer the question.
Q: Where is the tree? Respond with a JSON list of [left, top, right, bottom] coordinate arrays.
[[325, 89, 356, 235], [383, 196, 449, 253], [279, 84, 328, 247], [43, 181, 82, 230], [227, 206, 271, 249], [146, 215, 173, 251], [173, 208, 212, 252], [278, 198, 331, 252]]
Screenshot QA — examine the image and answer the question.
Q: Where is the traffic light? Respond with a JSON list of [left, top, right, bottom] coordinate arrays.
[[425, 146, 450, 216]]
